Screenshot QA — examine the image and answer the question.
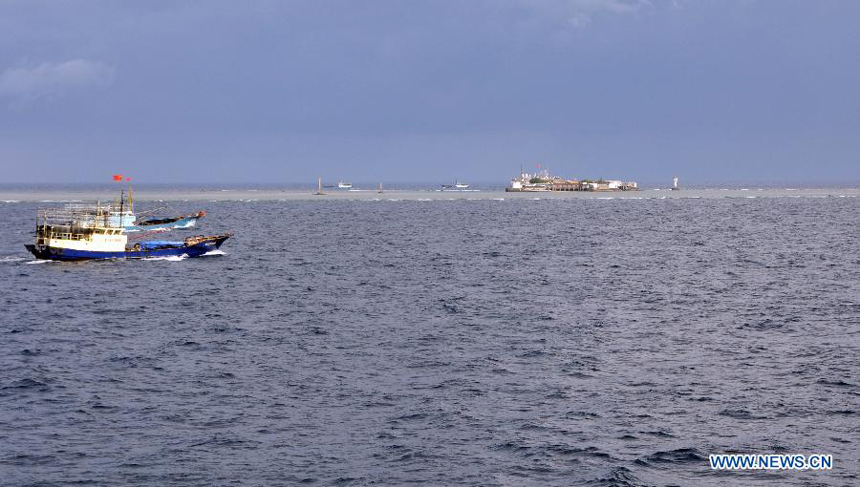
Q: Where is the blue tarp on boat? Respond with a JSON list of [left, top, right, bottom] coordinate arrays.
[[138, 240, 185, 250]]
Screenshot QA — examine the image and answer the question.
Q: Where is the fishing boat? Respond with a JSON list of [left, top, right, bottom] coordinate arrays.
[[25, 204, 230, 261], [337, 181, 353, 189], [441, 181, 470, 190], [119, 210, 205, 232], [96, 182, 206, 232]]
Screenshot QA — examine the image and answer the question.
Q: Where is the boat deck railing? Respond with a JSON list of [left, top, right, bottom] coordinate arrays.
[[38, 204, 124, 229]]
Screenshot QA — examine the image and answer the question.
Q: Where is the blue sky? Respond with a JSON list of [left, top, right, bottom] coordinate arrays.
[[0, 0, 857, 184]]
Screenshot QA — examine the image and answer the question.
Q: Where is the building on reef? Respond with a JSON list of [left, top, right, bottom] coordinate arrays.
[[506, 167, 638, 192]]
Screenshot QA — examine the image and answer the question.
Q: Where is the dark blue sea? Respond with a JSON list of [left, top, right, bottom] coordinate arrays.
[[1, 196, 858, 486]]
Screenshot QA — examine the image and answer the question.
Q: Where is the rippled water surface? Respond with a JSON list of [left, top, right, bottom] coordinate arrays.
[[1, 197, 858, 486]]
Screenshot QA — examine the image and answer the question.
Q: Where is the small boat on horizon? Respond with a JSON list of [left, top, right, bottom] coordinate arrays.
[[338, 181, 353, 189], [441, 181, 470, 190]]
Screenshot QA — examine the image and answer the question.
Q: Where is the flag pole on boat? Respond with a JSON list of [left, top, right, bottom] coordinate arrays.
[[118, 174, 124, 224], [127, 177, 133, 214]]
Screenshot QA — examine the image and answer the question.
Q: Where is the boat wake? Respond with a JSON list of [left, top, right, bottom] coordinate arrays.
[[24, 259, 58, 265], [0, 256, 29, 264], [201, 249, 227, 257], [143, 254, 188, 262]]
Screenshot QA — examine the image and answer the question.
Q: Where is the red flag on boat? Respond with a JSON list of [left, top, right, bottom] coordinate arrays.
[[112, 174, 123, 181]]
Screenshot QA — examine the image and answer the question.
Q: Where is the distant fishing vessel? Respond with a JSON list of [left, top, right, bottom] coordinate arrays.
[[102, 177, 205, 232], [129, 212, 205, 231], [338, 181, 353, 189], [441, 181, 470, 190], [25, 204, 229, 261], [104, 208, 205, 232]]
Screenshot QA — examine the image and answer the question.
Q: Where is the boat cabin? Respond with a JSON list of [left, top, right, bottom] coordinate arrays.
[[35, 205, 128, 252]]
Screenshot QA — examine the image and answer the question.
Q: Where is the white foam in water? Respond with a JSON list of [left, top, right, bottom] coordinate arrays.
[[201, 249, 226, 257], [0, 256, 28, 263], [143, 254, 188, 262], [24, 259, 57, 265]]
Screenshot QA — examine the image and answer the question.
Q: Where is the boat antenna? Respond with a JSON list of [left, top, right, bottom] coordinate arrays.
[[128, 177, 133, 214], [119, 186, 124, 226]]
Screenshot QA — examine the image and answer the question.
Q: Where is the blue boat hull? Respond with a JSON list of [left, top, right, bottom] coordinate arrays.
[[25, 235, 229, 261]]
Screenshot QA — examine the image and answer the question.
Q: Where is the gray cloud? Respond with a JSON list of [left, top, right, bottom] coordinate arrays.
[[0, 59, 115, 102], [516, 0, 650, 29]]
